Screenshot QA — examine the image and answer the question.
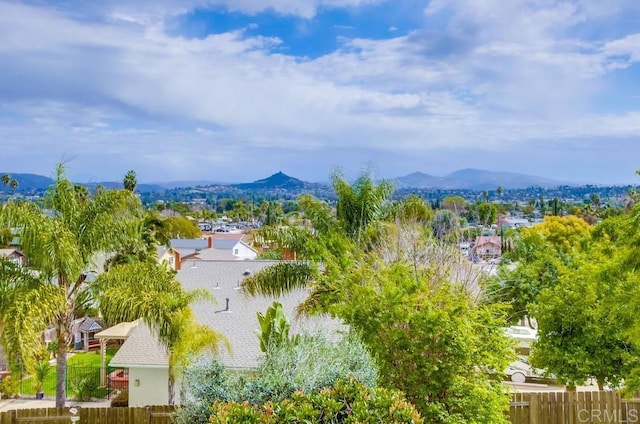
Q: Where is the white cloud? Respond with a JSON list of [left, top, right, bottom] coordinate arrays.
[[1, 0, 640, 183]]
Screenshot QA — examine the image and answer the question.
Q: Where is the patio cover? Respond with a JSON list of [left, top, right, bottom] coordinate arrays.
[[95, 319, 141, 386]]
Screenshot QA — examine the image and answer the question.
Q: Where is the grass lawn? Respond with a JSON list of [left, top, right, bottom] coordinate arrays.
[[21, 348, 118, 398]]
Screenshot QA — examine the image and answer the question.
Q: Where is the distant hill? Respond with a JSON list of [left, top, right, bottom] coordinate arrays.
[[0, 173, 54, 190], [82, 182, 165, 193], [393, 168, 564, 190], [233, 171, 308, 190], [393, 172, 444, 189]]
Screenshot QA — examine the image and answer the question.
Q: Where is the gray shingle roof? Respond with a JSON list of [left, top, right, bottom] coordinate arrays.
[[170, 239, 209, 250], [109, 323, 168, 368], [179, 260, 345, 370], [111, 260, 345, 370], [212, 239, 237, 249]]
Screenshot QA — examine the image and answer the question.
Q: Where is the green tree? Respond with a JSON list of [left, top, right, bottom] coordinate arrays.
[[332, 170, 393, 242], [0, 258, 60, 372], [9, 179, 18, 194], [1, 174, 9, 195], [123, 170, 137, 192], [336, 258, 512, 423], [477, 202, 498, 227], [530, 254, 640, 390], [442, 195, 466, 214], [164, 216, 202, 239], [485, 216, 593, 324], [95, 262, 227, 404], [392, 194, 433, 224], [0, 164, 143, 406]]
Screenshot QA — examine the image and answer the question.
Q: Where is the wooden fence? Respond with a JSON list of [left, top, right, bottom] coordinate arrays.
[[0, 406, 175, 424], [510, 391, 640, 424]]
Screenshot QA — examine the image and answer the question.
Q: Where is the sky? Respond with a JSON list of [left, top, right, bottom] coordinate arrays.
[[1, 0, 640, 185]]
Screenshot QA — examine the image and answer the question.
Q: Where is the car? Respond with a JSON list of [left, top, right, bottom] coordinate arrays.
[[505, 356, 545, 383], [505, 326, 537, 343]]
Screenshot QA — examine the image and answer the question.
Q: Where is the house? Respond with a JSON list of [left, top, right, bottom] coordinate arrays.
[[168, 235, 259, 269], [109, 260, 344, 406], [70, 317, 104, 351], [500, 216, 532, 229], [0, 248, 25, 266], [472, 236, 502, 259], [109, 323, 170, 406], [203, 233, 258, 261]]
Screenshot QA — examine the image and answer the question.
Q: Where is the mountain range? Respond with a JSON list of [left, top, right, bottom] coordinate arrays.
[[0, 169, 583, 192]]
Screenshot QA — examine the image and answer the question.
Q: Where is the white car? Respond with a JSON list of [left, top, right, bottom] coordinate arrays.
[[505, 356, 545, 383], [505, 326, 538, 349]]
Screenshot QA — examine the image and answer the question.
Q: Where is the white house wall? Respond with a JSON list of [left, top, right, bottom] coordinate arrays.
[[128, 367, 170, 407], [233, 242, 257, 260]]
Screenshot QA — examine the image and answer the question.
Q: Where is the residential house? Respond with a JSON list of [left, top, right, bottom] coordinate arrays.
[[0, 248, 25, 266], [109, 323, 170, 406], [472, 236, 502, 259], [168, 235, 259, 270], [204, 233, 258, 261], [109, 260, 344, 406]]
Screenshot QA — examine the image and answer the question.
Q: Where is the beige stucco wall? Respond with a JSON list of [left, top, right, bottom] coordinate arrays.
[[128, 367, 170, 407]]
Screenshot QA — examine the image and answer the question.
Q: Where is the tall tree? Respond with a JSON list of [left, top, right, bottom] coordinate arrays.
[[123, 170, 137, 192], [95, 262, 227, 404], [9, 179, 18, 194], [1, 174, 9, 195], [0, 164, 143, 406], [332, 170, 393, 242]]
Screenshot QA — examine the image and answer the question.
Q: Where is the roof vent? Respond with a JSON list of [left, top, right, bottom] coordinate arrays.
[[243, 269, 251, 276]]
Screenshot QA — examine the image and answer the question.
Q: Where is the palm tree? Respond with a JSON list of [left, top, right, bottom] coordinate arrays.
[[0, 164, 143, 407], [95, 262, 227, 404], [482, 190, 489, 202], [332, 171, 393, 241], [242, 171, 392, 313], [9, 179, 18, 194], [0, 258, 60, 372], [123, 170, 137, 192], [1, 174, 9, 195]]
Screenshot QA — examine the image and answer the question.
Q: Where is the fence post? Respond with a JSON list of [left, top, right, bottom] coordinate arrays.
[[529, 393, 539, 424]]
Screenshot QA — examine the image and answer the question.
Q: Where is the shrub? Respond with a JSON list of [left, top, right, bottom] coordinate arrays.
[[209, 377, 423, 423], [69, 375, 99, 401], [177, 332, 378, 424], [0, 375, 20, 398], [110, 389, 129, 407]]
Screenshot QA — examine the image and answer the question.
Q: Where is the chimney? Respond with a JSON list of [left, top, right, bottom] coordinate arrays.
[[174, 250, 181, 271]]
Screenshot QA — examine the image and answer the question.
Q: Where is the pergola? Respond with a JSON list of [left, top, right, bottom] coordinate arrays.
[[94, 319, 141, 386]]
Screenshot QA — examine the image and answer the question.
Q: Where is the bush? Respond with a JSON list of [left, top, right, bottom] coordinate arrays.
[[209, 377, 423, 423], [240, 333, 378, 405], [177, 332, 378, 424], [0, 375, 20, 398], [110, 389, 129, 407], [69, 375, 99, 401]]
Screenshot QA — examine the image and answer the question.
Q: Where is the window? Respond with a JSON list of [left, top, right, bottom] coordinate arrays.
[[234, 248, 239, 255]]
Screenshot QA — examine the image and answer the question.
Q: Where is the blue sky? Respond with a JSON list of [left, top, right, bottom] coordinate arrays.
[[1, 0, 640, 185]]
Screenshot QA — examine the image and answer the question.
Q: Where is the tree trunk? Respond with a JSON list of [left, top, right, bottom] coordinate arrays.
[[168, 370, 175, 405], [55, 332, 67, 407], [55, 311, 72, 408]]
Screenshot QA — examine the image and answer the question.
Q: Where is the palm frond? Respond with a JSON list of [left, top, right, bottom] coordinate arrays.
[[242, 261, 315, 297]]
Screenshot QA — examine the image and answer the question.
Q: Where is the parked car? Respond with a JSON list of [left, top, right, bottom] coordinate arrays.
[[505, 326, 538, 350], [506, 356, 545, 383]]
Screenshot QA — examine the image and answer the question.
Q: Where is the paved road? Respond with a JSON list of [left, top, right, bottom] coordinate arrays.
[[0, 397, 110, 411]]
